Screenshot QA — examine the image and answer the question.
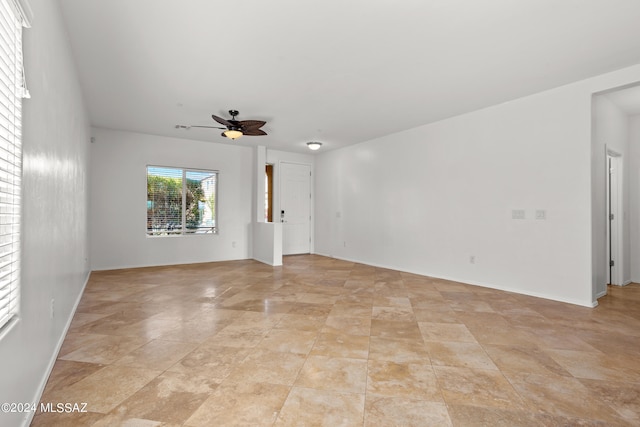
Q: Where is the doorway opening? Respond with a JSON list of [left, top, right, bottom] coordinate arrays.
[[606, 150, 624, 286], [265, 164, 273, 222]]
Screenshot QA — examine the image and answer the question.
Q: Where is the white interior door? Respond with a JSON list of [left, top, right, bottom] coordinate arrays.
[[281, 162, 311, 255]]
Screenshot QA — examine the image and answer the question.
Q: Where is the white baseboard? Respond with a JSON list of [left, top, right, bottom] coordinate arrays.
[[252, 256, 283, 267], [92, 255, 251, 272], [22, 271, 92, 427]]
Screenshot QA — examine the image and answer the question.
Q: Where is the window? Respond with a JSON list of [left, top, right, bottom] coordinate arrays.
[[146, 166, 218, 236], [0, 0, 29, 333]]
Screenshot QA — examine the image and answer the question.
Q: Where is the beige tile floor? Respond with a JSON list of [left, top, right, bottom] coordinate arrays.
[[31, 255, 640, 426]]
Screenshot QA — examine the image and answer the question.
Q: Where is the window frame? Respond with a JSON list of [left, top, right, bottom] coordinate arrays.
[[146, 165, 219, 237], [0, 0, 30, 336]]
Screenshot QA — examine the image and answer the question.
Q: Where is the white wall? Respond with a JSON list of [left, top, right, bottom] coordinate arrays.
[[315, 64, 640, 307], [252, 222, 283, 266], [0, 0, 91, 426], [254, 146, 267, 222], [90, 128, 254, 270], [631, 115, 640, 282], [591, 95, 631, 295]]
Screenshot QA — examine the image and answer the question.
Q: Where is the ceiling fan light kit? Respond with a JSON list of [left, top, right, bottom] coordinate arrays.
[[223, 129, 243, 140], [307, 141, 322, 150]]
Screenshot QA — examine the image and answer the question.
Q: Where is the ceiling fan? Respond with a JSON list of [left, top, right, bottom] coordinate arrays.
[[175, 110, 267, 140]]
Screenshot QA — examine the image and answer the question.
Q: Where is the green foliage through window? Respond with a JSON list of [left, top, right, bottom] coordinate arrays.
[[146, 166, 217, 236]]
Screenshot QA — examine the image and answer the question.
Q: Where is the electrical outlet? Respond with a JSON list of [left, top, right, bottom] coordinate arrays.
[[232, 241, 237, 248], [343, 241, 347, 247], [470, 255, 476, 264], [511, 209, 525, 220], [535, 209, 546, 220]]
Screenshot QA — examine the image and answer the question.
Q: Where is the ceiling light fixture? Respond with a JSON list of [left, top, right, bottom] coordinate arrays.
[[307, 141, 322, 150], [223, 128, 243, 140]]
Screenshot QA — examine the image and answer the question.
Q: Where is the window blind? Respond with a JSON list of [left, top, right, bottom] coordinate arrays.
[[147, 166, 184, 236], [147, 166, 218, 236], [0, 0, 27, 332]]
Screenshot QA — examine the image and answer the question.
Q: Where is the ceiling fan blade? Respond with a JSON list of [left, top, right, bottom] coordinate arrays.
[[212, 114, 233, 127], [242, 129, 268, 136], [238, 120, 266, 130], [190, 125, 226, 130]]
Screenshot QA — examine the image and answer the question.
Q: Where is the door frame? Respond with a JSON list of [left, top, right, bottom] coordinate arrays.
[[265, 164, 274, 222], [606, 148, 624, 287]]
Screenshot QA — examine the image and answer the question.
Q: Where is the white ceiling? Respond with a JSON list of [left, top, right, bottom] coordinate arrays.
[[58, 0, 640, 153]]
